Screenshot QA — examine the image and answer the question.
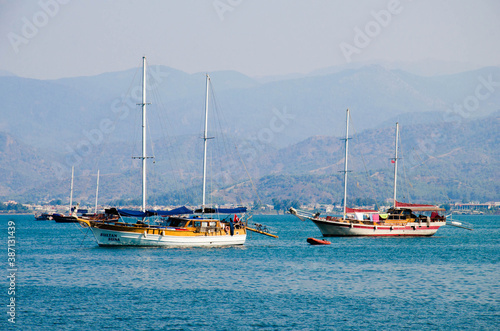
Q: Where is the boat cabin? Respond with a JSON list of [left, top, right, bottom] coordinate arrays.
[[387, 208, 417, 220]]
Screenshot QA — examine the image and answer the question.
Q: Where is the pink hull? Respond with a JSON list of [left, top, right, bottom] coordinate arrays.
[[312, 218, 446, 237]]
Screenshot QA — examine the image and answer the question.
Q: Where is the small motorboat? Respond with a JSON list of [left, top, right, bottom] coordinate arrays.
[[307, 237, 331, 245]]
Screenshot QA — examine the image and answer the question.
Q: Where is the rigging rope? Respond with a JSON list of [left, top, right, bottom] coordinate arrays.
[[348, 112, 381, 211], [207, 78, 262, 206]]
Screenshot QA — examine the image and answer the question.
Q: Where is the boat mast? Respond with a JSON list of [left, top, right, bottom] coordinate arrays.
[[131, 56, 153, 212], [202, 74, 210, 213], [69, 166, 74, 216], [141, 57, 148, 212], [392, 122, 399, 208], [94, 169, 100, 214], [342, 109, 350, 220]]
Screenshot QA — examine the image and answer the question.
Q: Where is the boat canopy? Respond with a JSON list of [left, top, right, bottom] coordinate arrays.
[[194, 207, 247, 214], [114, 208, 155, 218], [154, 206, 194, 216], [395, 201, 444, 212], [104, 206, 246, 218]]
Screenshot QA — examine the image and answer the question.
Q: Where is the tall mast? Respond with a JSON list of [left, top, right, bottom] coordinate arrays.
[[201, 74, 210, 212], [393, 122, 399, 208], [69, 166, 74, 215], [132, 57, 152, 212], [94, 169, 100, 214], [342, 109, 350, 220], [140, 57, 148, 212]]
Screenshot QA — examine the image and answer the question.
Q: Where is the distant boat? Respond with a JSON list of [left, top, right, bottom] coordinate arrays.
[[54, 167, 79, 223], [81, 210, 119, 223], [78, 170, 119, 223], [290, 109, 447, 237], [78, 58, 257, 246], [34, 213, 52, 221], [53, 205, 88, 223], [52, 213, 77, 223]]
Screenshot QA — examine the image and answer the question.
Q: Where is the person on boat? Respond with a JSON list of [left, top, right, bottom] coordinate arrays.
[[229, 217, 235, 236]]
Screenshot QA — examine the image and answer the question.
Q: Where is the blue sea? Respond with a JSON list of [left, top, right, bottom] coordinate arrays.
[[1, 214, 499, 330]]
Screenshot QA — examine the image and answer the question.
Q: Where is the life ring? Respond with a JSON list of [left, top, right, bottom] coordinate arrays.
[[225, 226, 230, 233]]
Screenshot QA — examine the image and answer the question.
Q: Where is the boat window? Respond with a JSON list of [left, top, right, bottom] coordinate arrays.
[[193, 221, 201, 227], [166, 218, 188, 227], [209, 221, 216, 227]]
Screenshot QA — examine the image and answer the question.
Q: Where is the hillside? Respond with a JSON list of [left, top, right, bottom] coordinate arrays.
[[2, 113, 498, 206]]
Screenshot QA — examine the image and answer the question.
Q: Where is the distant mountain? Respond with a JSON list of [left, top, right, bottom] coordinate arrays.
[[308, 59, 486, 77], [214, 114, 500, 205], [1, 113, 498, 206], [1, 63, 499, 206], [2, 65, 499, 153], [0, 132, 61, 199], [0, 70, 15, 77]]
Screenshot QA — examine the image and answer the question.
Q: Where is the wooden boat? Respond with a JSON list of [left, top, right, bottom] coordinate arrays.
[[307, 237, 331, 245], [290, 109, 447, 237], [80, 210, 119, 223], [54, 167, 80, 223], [53, 213, 78, 223], [78, 58, 251, 246], [79, 208, 248, 247]]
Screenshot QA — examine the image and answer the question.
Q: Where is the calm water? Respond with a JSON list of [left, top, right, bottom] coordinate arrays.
[[1, 214, 499, 330]]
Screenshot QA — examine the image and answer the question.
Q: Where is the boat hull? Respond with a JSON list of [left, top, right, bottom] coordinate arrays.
[[82, 221, 246, 247], [53, 215, 78, 223], [312, 218, 446, 237], [307, 237, 331, 245]]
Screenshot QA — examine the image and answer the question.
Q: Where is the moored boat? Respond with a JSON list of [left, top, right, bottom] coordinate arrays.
[[53, 213, 78, 223], [78, 58, 252, 247], [54, 166, 80, 223], [53, 205, 88, 223], [290, 109, 447, 237], [34, 213, 53, 221], [79, 207, 248, 247], [295, 203, 447, 237]]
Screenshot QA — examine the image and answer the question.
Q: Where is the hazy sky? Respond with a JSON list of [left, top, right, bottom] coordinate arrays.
[[1, 0, 499, 79]]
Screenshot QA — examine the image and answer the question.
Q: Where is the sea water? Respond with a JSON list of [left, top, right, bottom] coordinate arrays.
[[1, 214, 498, 330]]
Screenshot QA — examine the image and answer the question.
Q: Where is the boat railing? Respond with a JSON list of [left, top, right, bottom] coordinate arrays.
[[195, 225, 222, 233], [289, 208, 320, 220]]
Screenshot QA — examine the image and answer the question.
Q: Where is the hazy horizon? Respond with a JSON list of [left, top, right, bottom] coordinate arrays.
[[1, 0, 499, 80]]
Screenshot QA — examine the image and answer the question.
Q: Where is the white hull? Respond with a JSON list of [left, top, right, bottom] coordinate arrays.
[[89, 226, 246, 247], [312, 218, 446, 237]]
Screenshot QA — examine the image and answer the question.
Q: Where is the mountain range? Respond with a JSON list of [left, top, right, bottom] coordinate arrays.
[[1, 64, 499, 206]]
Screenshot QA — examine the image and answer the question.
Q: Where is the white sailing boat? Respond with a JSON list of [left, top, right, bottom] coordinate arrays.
[[290, 109, 448, 237], [78, 58, 248, 246], [53, 166, 80, 223]]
